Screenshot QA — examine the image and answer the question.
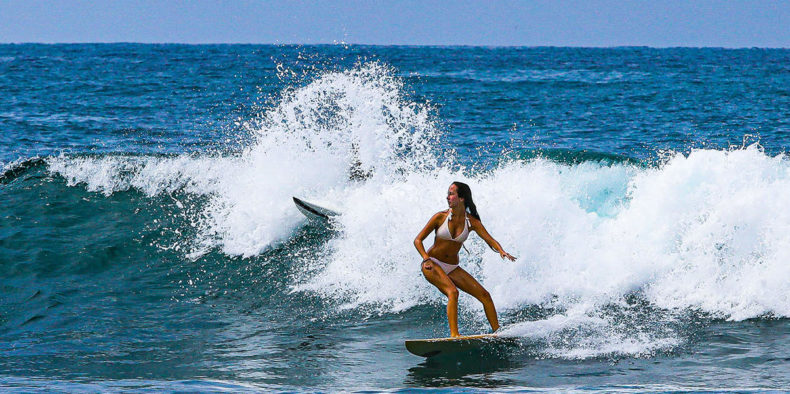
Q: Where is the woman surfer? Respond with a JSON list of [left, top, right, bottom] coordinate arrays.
[[413, 181, 516, 337]]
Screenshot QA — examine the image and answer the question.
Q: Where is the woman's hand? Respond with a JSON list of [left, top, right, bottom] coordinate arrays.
[[500, 250, 516, 261], [421, 257, 432, 270]]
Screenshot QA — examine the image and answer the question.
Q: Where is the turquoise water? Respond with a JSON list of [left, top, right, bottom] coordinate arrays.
[[2, 44, 790, 391]]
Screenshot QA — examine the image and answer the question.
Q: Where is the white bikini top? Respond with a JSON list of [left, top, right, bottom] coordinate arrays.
[[435, 209, 470, 243]]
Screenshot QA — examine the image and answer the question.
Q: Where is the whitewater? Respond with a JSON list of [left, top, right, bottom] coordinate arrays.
[[2, 44, 790, 391], [43, 61, 790, 355]]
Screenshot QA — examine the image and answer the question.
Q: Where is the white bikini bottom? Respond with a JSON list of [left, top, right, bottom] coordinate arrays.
[[428, 257, 459, 274]]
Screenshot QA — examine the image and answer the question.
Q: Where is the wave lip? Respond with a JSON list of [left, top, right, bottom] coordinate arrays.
[[1, 157, 46, 183]]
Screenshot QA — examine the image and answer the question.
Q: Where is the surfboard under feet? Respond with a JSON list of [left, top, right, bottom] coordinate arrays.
[[405, 333, 517, 357]]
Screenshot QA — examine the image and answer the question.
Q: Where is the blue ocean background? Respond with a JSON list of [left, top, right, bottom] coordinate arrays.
[[2, 44, 790, 391]]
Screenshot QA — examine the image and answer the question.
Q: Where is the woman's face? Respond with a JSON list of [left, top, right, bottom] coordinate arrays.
[[447, 184, 463, 208]]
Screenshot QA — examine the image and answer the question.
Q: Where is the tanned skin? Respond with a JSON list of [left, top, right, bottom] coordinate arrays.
[[414, 184, 516, 337]]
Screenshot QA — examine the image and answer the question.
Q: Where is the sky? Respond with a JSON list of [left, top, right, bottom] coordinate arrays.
[[1, 0, 788, 47]]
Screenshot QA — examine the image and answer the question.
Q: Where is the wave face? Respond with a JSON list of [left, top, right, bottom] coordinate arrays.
[[3, 45, 790, 390], [38, 66, 790, 358]]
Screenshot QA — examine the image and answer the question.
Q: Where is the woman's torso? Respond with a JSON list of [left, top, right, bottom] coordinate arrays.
[[427, 210, 470, 265]]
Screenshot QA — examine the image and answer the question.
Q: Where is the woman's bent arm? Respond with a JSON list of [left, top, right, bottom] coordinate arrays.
[[414, 212, 443, 260]]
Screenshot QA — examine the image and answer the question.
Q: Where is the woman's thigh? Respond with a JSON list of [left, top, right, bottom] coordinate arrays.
[[422, 260, 457, 296], [448, 267, 488, 299]]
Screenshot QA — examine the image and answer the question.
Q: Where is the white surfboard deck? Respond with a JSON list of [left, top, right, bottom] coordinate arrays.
[[405, 333, 517, 357], [292, 197, 340, 221]]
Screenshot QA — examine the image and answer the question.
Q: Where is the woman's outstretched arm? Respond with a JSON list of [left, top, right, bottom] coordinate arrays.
[[469, 217, 516, 261]]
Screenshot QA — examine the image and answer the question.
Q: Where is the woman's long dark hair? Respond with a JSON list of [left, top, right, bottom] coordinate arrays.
[[452, 181, 480, 220]]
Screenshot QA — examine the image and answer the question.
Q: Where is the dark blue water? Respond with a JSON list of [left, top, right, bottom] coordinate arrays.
[[2, 44, 790, 391]]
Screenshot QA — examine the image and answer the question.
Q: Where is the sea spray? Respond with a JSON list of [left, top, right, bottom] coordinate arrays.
[[204, 62, 441, 256], [41, 62, 790, 359], [300, 144, 790, 356], [46, 62, 442, 258], [638, 146, 790, 320]]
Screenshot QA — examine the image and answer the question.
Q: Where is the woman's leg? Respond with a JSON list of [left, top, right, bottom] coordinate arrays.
[[448, 267, 499, 332], [421, 260, 460, 337]]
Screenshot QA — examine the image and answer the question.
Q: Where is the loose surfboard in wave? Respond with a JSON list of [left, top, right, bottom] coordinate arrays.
[[292, 197, 340, 221]]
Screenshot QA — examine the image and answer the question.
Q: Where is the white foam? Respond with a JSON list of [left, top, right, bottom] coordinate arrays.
[[47, 62, 439, 258], [300, 144, 790, 357], [502, 305, 681, 359], [47, 154, 236, 197], [45, 61, 790, 358]]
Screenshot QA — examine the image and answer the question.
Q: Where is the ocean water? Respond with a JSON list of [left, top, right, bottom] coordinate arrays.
[[2, 44, 790, 391]]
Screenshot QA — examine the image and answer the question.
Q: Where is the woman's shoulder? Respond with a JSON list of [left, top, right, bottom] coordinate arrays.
[[433, 210, 449, 218], [467, 214, 482, 228], [421, 211, 447, 229]]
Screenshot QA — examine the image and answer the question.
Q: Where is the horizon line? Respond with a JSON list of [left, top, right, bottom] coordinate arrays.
[[2, 42, 789, 50]]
